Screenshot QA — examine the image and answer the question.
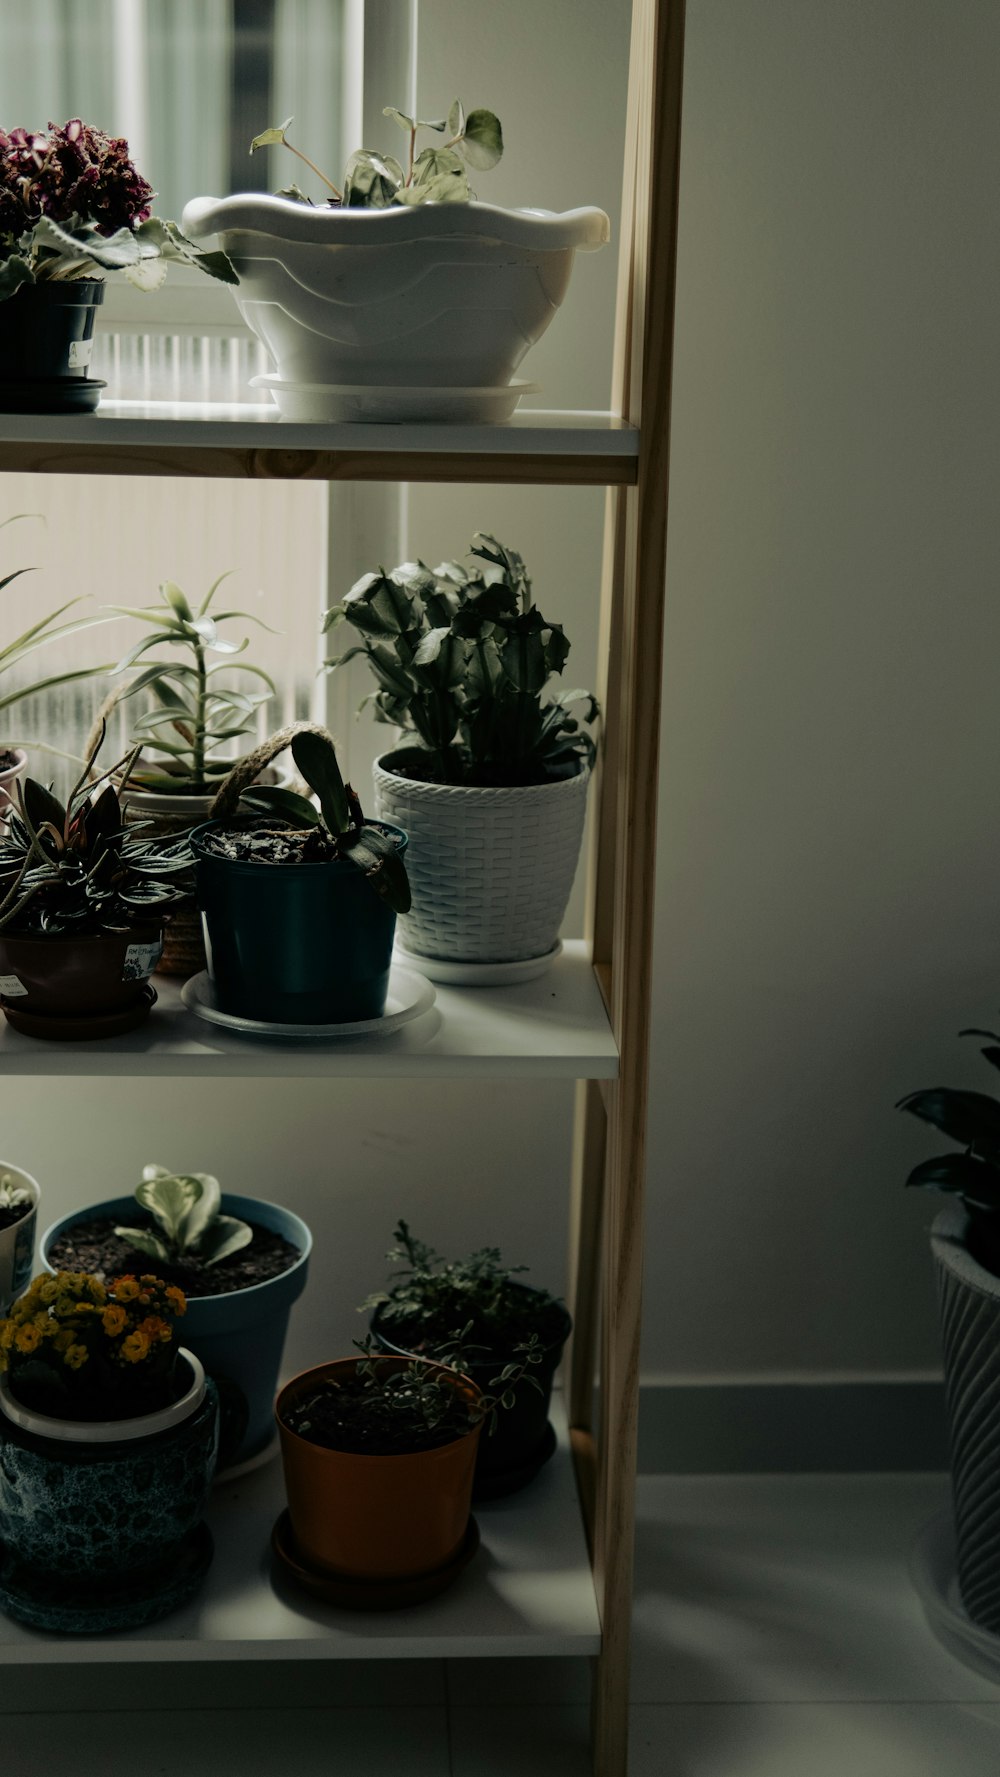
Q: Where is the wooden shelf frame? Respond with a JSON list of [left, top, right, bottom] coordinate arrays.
[[0, 3, 685, 1768], [566, 1, 687, 1772]]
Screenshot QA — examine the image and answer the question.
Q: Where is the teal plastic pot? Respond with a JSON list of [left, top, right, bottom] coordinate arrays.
[[190, 819, 407, 1024], [42, 1193, 312, 1469]]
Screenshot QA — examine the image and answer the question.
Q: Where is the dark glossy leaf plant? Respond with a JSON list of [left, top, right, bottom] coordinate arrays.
[[207, 722, 411, 915], [324, 534, 598, 787], [0, 727, 194, 937], [898, 1022, 1000, 1272]]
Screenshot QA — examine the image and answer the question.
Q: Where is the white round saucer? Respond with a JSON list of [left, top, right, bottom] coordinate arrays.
[[180, 964, 434, 1041], [910, 1509, 1000, 1682], [250, 375, 540, 425], [392, 940, 562, 987]]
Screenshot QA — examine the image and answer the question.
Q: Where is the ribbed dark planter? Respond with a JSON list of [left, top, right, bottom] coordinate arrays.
[[932, 1204, 1000, 1631], [0, 279, 105, 411]]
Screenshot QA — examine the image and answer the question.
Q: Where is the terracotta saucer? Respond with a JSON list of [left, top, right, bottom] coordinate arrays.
[[0, 984, 156, 1041], [271, 1512, 480, 1611]]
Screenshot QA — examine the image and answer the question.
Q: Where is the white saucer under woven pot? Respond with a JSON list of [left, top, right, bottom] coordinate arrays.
[[372, 751, 590, 971]]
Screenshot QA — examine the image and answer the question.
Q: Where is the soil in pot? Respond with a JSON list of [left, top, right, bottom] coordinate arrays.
[[0, 1202, 32, 1236], [46, 1214, 300, 1299]]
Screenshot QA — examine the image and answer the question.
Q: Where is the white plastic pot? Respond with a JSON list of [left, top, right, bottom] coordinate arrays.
[[372, 750, 590, 971], [180, 195, 610, 420]]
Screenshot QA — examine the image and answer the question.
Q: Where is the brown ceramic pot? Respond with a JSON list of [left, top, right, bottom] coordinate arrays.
[[0, 926, 163, 1020], [275, 1357, 482, 1581]]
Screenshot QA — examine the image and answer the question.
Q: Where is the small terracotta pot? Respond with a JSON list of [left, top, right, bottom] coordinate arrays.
[[0, 926, 163, 1019], [276, 1357, 482, 1581]]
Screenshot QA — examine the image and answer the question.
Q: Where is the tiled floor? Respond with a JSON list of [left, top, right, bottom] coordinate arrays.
[[4, 1472, 999, 1774]]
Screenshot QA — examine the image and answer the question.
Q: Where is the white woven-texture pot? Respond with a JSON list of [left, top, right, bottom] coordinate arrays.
[[373, 752, 589, 964]]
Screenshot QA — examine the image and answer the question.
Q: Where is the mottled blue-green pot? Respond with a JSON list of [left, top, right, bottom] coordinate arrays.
[[0, 1354, 218, 1631]]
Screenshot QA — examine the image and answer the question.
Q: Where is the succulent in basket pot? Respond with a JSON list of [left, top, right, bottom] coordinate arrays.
[[0, 726, 193, 1034], [364, 1220, 569, 1494], [192, 721, 409, 1024], [325, 534, 597, 970], [0, 1269, 218, 1633], [0, 1164, 40, 1315]]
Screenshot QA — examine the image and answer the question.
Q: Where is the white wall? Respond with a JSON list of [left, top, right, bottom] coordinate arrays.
[[648, 0, 1000, 1377], [3, 0, 995, 1388]]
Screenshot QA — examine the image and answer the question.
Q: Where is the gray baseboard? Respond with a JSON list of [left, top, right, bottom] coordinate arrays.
[[637, 1378, 948, 1473]]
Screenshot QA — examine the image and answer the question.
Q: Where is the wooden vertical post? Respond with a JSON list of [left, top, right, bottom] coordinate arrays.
[[576, 0, 687, 1771]]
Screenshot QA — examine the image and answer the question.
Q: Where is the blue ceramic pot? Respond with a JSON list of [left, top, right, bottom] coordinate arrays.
[[42, 1193, 312, 1469], [191, 819, 408, 1024], [0, 1353, 218, 1632]]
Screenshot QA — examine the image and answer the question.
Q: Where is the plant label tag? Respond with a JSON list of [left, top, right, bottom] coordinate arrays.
[[67, 339, 93, 369], [122, 940, 163, 983], [0, 973, 28, 998]]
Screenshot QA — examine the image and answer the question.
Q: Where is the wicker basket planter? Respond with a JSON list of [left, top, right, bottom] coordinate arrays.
[[372, 750, 589, 969]]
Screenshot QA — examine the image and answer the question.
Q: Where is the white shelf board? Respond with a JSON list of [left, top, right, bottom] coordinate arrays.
[[0, 1394, 600, 1663], [0, 939, 617, 1079], [0, 400, 639, 461]]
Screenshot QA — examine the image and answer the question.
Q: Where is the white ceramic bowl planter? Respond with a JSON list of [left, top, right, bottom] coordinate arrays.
[[179, 196, 610, 422]]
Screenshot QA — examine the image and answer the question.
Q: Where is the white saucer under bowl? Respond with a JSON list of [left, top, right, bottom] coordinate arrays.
[[180, 964, 434, 1042], [392, 940, 562, 987], [249, 375, 540, 425]]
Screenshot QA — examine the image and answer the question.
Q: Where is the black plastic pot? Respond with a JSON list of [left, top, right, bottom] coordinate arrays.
[[371, 1283, 572, 1497], [191, 819, 408, 1024], [0, 279, 105, 409]]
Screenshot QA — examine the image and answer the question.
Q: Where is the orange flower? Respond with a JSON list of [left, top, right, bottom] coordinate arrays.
[[164, 1286, 186, 1317], [63, 1343, 88, 1370], [120, 1330, 150, 1364], [112, 1277, 140, 1302], [14, 1323, 41, 1354], [102, 1305, 128, 1337], [137, 1315, 172, 1345]]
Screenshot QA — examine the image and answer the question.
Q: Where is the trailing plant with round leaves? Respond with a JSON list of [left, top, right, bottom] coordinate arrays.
[[324, 534, 598, 787], [210, 723, 411, 915], [102, 575, 277, 796], [113, 1166, 252, 1270], [0, 726, 193, 937], [249, 99, 502, 209], [898, 1020, 1000, 1272], [0, 119, 237, 299]]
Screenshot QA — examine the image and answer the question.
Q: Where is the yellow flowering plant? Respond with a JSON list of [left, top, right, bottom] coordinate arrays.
[[0, 1270, 187, 1421]]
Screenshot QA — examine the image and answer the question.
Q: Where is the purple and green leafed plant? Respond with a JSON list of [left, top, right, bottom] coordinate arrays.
[[0, 118, 237, 300]]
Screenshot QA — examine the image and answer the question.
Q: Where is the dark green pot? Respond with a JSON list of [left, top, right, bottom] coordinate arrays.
[[191, 819, 407, 1024]]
